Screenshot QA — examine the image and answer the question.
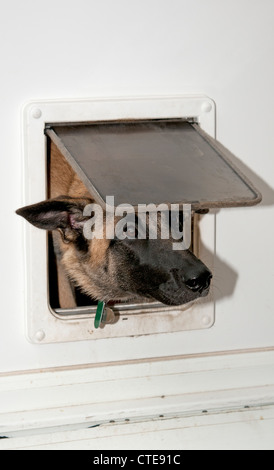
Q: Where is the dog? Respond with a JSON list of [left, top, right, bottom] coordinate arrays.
[[16, 141, 212, 309]]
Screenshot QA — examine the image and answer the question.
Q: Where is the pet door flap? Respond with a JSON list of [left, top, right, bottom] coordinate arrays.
[[45, 119, 261, 211]]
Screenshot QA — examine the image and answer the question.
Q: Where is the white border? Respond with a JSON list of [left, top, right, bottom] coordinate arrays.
[[21, 95, 216, 344]]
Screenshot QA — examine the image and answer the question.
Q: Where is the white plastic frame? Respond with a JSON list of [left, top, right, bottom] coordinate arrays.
[[21, 95, 216, 344]]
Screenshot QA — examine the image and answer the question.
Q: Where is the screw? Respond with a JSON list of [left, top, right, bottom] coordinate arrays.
[[202, 315, 211, 326], [31, 107, 42, 119], [201, 102, 213, 113], [34, 330, 45, 342]]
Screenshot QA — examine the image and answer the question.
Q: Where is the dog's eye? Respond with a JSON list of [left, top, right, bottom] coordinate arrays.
[[123, 223, 138, 239]]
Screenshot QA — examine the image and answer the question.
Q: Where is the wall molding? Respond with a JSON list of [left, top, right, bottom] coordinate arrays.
[[1, 349, 274, 443]]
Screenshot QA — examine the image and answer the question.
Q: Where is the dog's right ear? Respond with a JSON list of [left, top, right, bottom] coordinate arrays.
[[16, 197, 92, 239]]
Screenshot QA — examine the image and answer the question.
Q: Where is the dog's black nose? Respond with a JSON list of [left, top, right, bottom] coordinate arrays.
[[185, 270, 212, 293]]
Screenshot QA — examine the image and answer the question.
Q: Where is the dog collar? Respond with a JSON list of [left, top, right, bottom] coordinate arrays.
[[94, 300, 105, 328], [94, 301, 115, 328]]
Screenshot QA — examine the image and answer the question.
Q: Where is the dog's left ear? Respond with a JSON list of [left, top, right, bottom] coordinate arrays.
[[16, 196, 92, 241]]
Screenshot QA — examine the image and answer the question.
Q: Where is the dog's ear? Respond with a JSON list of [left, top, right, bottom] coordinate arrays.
[[16, 197, 92, 241]]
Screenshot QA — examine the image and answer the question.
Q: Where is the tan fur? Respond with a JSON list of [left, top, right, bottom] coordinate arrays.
[[50, 142, 90, 199], [50, 142, 100, 307], [89, 238, 109, 266]]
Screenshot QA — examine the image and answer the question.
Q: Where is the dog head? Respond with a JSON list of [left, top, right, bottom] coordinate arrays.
[[16, 196, 212, 306]]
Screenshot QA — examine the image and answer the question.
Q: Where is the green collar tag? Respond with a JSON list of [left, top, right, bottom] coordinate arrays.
[[94, 300, 106, 329]]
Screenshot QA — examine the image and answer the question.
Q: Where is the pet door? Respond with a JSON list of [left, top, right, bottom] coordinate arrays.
[[20, 96, 261, 344], [45, 119, 261, 325]]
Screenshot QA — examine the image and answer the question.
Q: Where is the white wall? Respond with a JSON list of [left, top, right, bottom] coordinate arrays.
[[1, 0, 274, 372]]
